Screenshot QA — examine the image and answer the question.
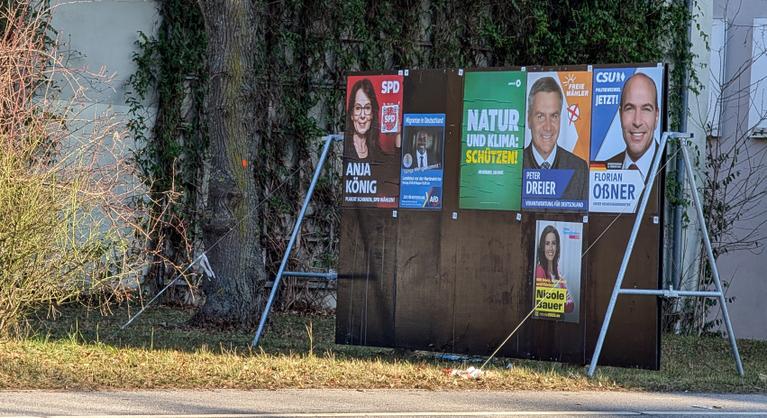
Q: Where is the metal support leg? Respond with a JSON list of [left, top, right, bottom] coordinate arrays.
[[680, 140, 745, 376], [251, 134, 343, 347], [282, 271, 337, 280], [588, 132, 744, 378], [671, 143, 686, 290], [587, 132, 673, 377]]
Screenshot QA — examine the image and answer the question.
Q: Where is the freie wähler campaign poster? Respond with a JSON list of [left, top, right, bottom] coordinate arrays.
[[589, 65, 664, 213], [399, 114, 445, 209], [532, 220, 582, 323], [342, 74, 404, 208], [522, 71, 592, 212], [459, 71, 526, 210]]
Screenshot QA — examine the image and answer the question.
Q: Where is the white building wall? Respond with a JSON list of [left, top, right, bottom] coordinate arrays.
[[51, 0, 160, 108], [48, 1, 160, 284], [49, 0, 160, 190], [709, 0, 767, 340], [49, 0, 160, 171]]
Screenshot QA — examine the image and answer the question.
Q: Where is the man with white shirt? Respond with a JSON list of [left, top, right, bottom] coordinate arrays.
[[607, 72, 660, 182], [522, 76, 588, 201], [413, 130, 439, 169]]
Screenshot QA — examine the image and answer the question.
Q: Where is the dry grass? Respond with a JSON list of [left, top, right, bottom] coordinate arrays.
[[0, 338, 603, 391], [0, 305, 763, 392]]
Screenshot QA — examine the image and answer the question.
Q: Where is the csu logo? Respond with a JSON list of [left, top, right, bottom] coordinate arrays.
[[381, 80, 400, 94], [595, 71, 626, 83]]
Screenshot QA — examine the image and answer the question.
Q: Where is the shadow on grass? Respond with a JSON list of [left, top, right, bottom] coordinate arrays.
[[24, 303, 767, 392], [30, 304, 391, 358]]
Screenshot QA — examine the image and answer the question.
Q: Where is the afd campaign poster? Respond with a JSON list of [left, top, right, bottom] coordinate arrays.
[[343, 74, 404, 208], [589, 65, 664, 213], [532, 220, 583, 323], [459, 70, 526, 211], [522, 71, 591, 212], [399, 114, 445, 209]]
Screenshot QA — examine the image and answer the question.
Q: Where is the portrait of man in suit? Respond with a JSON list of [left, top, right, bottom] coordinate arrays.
[[412, 129, 441, 169], [523, 76, 588, 201], [607, 72, 660, 181]]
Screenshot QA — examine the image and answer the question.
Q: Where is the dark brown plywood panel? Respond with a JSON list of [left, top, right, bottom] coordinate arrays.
[[394, 211, 451, 349], [444, 69, 527, 356], [516, 213, 588, 364], [394, 69, 454, 350], [337, 66, 664, 371], [438, 70, 465, 352], [335, 208, 397, 347], [450, 211, 525, 356], [584, 183, 661, 369]]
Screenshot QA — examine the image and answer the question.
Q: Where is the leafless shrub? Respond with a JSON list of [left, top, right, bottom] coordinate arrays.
[[0, 0, 164, 334]]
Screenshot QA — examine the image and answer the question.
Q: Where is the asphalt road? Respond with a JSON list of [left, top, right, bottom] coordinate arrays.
[[0, 390, 766, 417]]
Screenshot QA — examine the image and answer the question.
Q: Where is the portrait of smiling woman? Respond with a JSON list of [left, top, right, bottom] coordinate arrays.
[[345, 78, 382, 162], [534, 224, 575, 315]]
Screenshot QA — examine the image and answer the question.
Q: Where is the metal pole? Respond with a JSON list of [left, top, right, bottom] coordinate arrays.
[[120, 254, 205, 329], [619, 289, 722, 297], [680, 139, 745, 376], [671, 147, 686, 290], [282, 271, 337, 280], [587, 132, 673, 377], [251, 134, 342, 347]]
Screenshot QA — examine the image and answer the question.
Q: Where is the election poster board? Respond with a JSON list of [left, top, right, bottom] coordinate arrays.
[[532, 220, 583, 323], [399, 113, 446, 209], [343, 74, 404, 208], [339, 66, 664, 370], [589, 64, 665, 213], [522, 71, 592, 212], [459, 70, 526, 211]]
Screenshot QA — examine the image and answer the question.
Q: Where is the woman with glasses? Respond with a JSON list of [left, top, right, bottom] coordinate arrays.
[[346, 78, 381, 161]]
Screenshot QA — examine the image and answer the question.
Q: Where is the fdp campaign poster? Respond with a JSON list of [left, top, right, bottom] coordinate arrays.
[[459, 70, 526, 211], [343, 74, 404, 208], [532, 220, 583, 323], [522, 71, 591, 212], [589, 65, 664, 213], [399, 114, 445, 209]]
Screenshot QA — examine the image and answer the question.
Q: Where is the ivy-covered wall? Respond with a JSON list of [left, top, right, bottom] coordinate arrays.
[[129, 0, 693, 299]]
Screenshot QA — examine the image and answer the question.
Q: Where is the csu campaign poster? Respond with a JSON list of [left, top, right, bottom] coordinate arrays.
[[522, 71, 591, 212], [342, 74, 404, 208], [399, 114, 445, 209], [532, 220, 583, 323], [459, 70, 526, 211], [589, 65, 664, 213]]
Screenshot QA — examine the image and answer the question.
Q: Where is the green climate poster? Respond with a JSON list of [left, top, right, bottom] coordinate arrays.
[[459, 71, 527, 210]]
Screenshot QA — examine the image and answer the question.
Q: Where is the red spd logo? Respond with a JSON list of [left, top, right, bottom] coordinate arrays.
[[380, 104, 399, 133]]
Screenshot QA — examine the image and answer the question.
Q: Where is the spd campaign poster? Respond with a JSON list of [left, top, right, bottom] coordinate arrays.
[[589, 65, 664, 213], [399, 114, 445, 209], [532, 220, 583, 323], [342, 74, 404, 208], [459, 70, 526, 211], [522, 71, 591, 212]]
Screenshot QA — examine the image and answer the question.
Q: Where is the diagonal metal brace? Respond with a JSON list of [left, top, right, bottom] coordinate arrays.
[[251, 134, 343, 347]]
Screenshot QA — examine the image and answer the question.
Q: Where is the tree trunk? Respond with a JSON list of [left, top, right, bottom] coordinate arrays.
[[192, 0, 265, 327]]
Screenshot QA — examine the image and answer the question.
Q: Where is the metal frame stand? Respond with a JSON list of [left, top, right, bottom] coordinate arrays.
[[587, 132, 745, 377], [251, 133, 343, 347]]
